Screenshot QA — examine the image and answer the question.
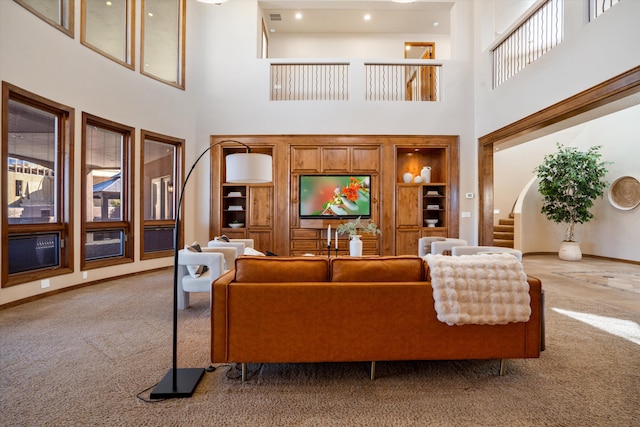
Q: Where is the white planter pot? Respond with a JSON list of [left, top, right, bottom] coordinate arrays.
[[558, 241, 582, 261], [349, 235, 363, 257]]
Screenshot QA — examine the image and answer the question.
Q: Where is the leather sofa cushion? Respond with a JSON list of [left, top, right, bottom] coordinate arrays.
[[330, 256, 424, 282], [234, 256, 329, 282]]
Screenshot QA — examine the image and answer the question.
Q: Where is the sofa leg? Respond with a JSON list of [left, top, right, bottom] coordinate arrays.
[[241, 363, 247, 382], [499, 359, 507, 376], [370, 361, 376, 381]]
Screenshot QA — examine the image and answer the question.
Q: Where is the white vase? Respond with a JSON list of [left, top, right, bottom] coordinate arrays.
[[349, 235, 363, 257], [558, 241, 582, 261], [420, 166, 431, 183], [402, 172, 413, 183]]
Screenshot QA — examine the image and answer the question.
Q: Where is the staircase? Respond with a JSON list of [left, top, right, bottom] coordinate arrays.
[[493, 215, 514, 248]]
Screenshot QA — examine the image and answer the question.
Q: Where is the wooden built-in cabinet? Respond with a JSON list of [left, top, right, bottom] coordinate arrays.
[[210, 135, 458, 257], [290, 144, 381, 256], [394, 141, 458, 255]]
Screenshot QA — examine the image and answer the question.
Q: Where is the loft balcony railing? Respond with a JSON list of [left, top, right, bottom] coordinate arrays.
[[590, 0, 622, 20], [365, 63, 441, 101], [270, 63, 349, 101], [492, 0, 564, 88], [269, 62, 442, 102]]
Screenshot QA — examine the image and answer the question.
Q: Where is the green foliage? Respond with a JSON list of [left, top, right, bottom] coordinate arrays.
[[534, 144, 610, 241], [336, 217, 381, 238]]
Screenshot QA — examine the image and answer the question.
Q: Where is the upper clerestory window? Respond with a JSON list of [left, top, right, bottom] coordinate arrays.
[[14, 0, 74, 38], [81, 0, 135, 69]]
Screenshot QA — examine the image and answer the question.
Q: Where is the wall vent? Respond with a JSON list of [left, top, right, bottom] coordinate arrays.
[[269, 13, 282, 21]]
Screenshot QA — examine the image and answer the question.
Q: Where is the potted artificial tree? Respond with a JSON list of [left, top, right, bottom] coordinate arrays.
[[533, 143, 610, 261]]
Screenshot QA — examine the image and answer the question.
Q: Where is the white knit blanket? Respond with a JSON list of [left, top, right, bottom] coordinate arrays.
[[425, 253, 531, 326]]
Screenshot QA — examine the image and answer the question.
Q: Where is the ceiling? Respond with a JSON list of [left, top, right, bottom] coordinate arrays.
[[259, 1, 453, 35]]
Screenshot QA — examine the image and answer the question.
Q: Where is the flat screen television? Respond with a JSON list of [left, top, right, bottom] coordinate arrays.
[[299, 175, 372, 219]]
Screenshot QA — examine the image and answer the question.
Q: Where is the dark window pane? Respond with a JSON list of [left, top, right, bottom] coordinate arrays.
[[144, 227, 175, 252], [8, 233, 60, 274], [85, 230, 124, 260]]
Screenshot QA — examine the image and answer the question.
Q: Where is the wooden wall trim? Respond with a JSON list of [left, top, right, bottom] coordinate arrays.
[[479, 66, 640, 146], [478, 66, 640, 246]]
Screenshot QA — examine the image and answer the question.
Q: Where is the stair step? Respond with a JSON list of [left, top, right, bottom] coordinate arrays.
[[493, 231, 514, 240], [492, 239, 514, 248], [494, 225, 514, 232], [498, 218, 514, 226]]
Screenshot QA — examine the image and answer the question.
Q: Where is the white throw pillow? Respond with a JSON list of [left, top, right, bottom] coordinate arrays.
[[185, 242, 208, 278]]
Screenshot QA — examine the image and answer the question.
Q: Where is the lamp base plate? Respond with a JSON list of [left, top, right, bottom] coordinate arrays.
[[150, 368, 205, 399]]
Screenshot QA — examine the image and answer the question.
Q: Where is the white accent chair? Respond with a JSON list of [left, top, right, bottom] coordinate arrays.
[[201, 246, 238, 271], [418, 237, 446, 257], [430, 238, 468, 255], [208, 238, 254, 258], [451, 245, 523, 261], [176, 250, 225, 310]]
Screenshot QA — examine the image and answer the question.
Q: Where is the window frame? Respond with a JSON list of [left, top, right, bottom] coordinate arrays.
[[14, 0, 74, 38], [80, 0, 136, 69], [2, 82, 74, 287], [140, 0, 187, 89], [80, 113, 135, 270], [139, 130, 184, 260]]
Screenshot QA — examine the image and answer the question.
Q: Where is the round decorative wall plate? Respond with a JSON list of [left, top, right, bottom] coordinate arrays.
[[608, 176, 640, 210]]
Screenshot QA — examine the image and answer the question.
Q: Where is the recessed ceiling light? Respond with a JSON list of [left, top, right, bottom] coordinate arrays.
[[433, 21, 440, 27], [295, 12, 302, 20], [148, 12, 153, 17], [364, 14, 371, 21], [391, 0, 416, 3], [106, 1, 112, 5]]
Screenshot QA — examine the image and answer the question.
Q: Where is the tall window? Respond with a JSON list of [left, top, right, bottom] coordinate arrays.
[[81, 113, 134, 268], [140, 130, 183, 259], [141, 0, 186, 88], [2, 82, 74, 287], [81, 0, 135, 68], [14, 0, 74, 37]]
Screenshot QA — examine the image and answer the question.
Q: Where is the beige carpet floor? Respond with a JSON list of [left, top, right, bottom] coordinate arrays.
[[1, 256, 639, 426]]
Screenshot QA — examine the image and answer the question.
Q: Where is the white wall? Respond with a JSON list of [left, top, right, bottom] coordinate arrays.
[[475, 0, 640, 138], [268, 33, 452, 60]]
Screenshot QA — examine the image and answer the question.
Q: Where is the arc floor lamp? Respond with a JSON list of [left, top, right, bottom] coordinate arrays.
[[150, 140, 272, 399]]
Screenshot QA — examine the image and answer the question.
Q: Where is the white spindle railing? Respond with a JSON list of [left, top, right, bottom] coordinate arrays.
[[270, 62, 441, 102], [270, 63, 349, 101], [492, 0, 564, 88]]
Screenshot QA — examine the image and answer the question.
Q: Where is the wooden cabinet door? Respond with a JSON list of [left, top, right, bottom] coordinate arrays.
[[352, 146, 380, 172], [396, 185, 421, 227], [247, 229, 273, 253], [291, 146, 320, 172], [395, 229, 420, 256], [322, 147, 350, 172], [248, 186, 273, 228]]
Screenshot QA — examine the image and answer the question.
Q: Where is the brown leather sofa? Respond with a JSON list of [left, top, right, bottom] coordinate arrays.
[[211, 255, 543, 380]]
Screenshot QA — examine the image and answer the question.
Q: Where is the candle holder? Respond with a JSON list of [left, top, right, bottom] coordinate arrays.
[[334, 247, 339, 257], [327, 244, 332, 259]]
